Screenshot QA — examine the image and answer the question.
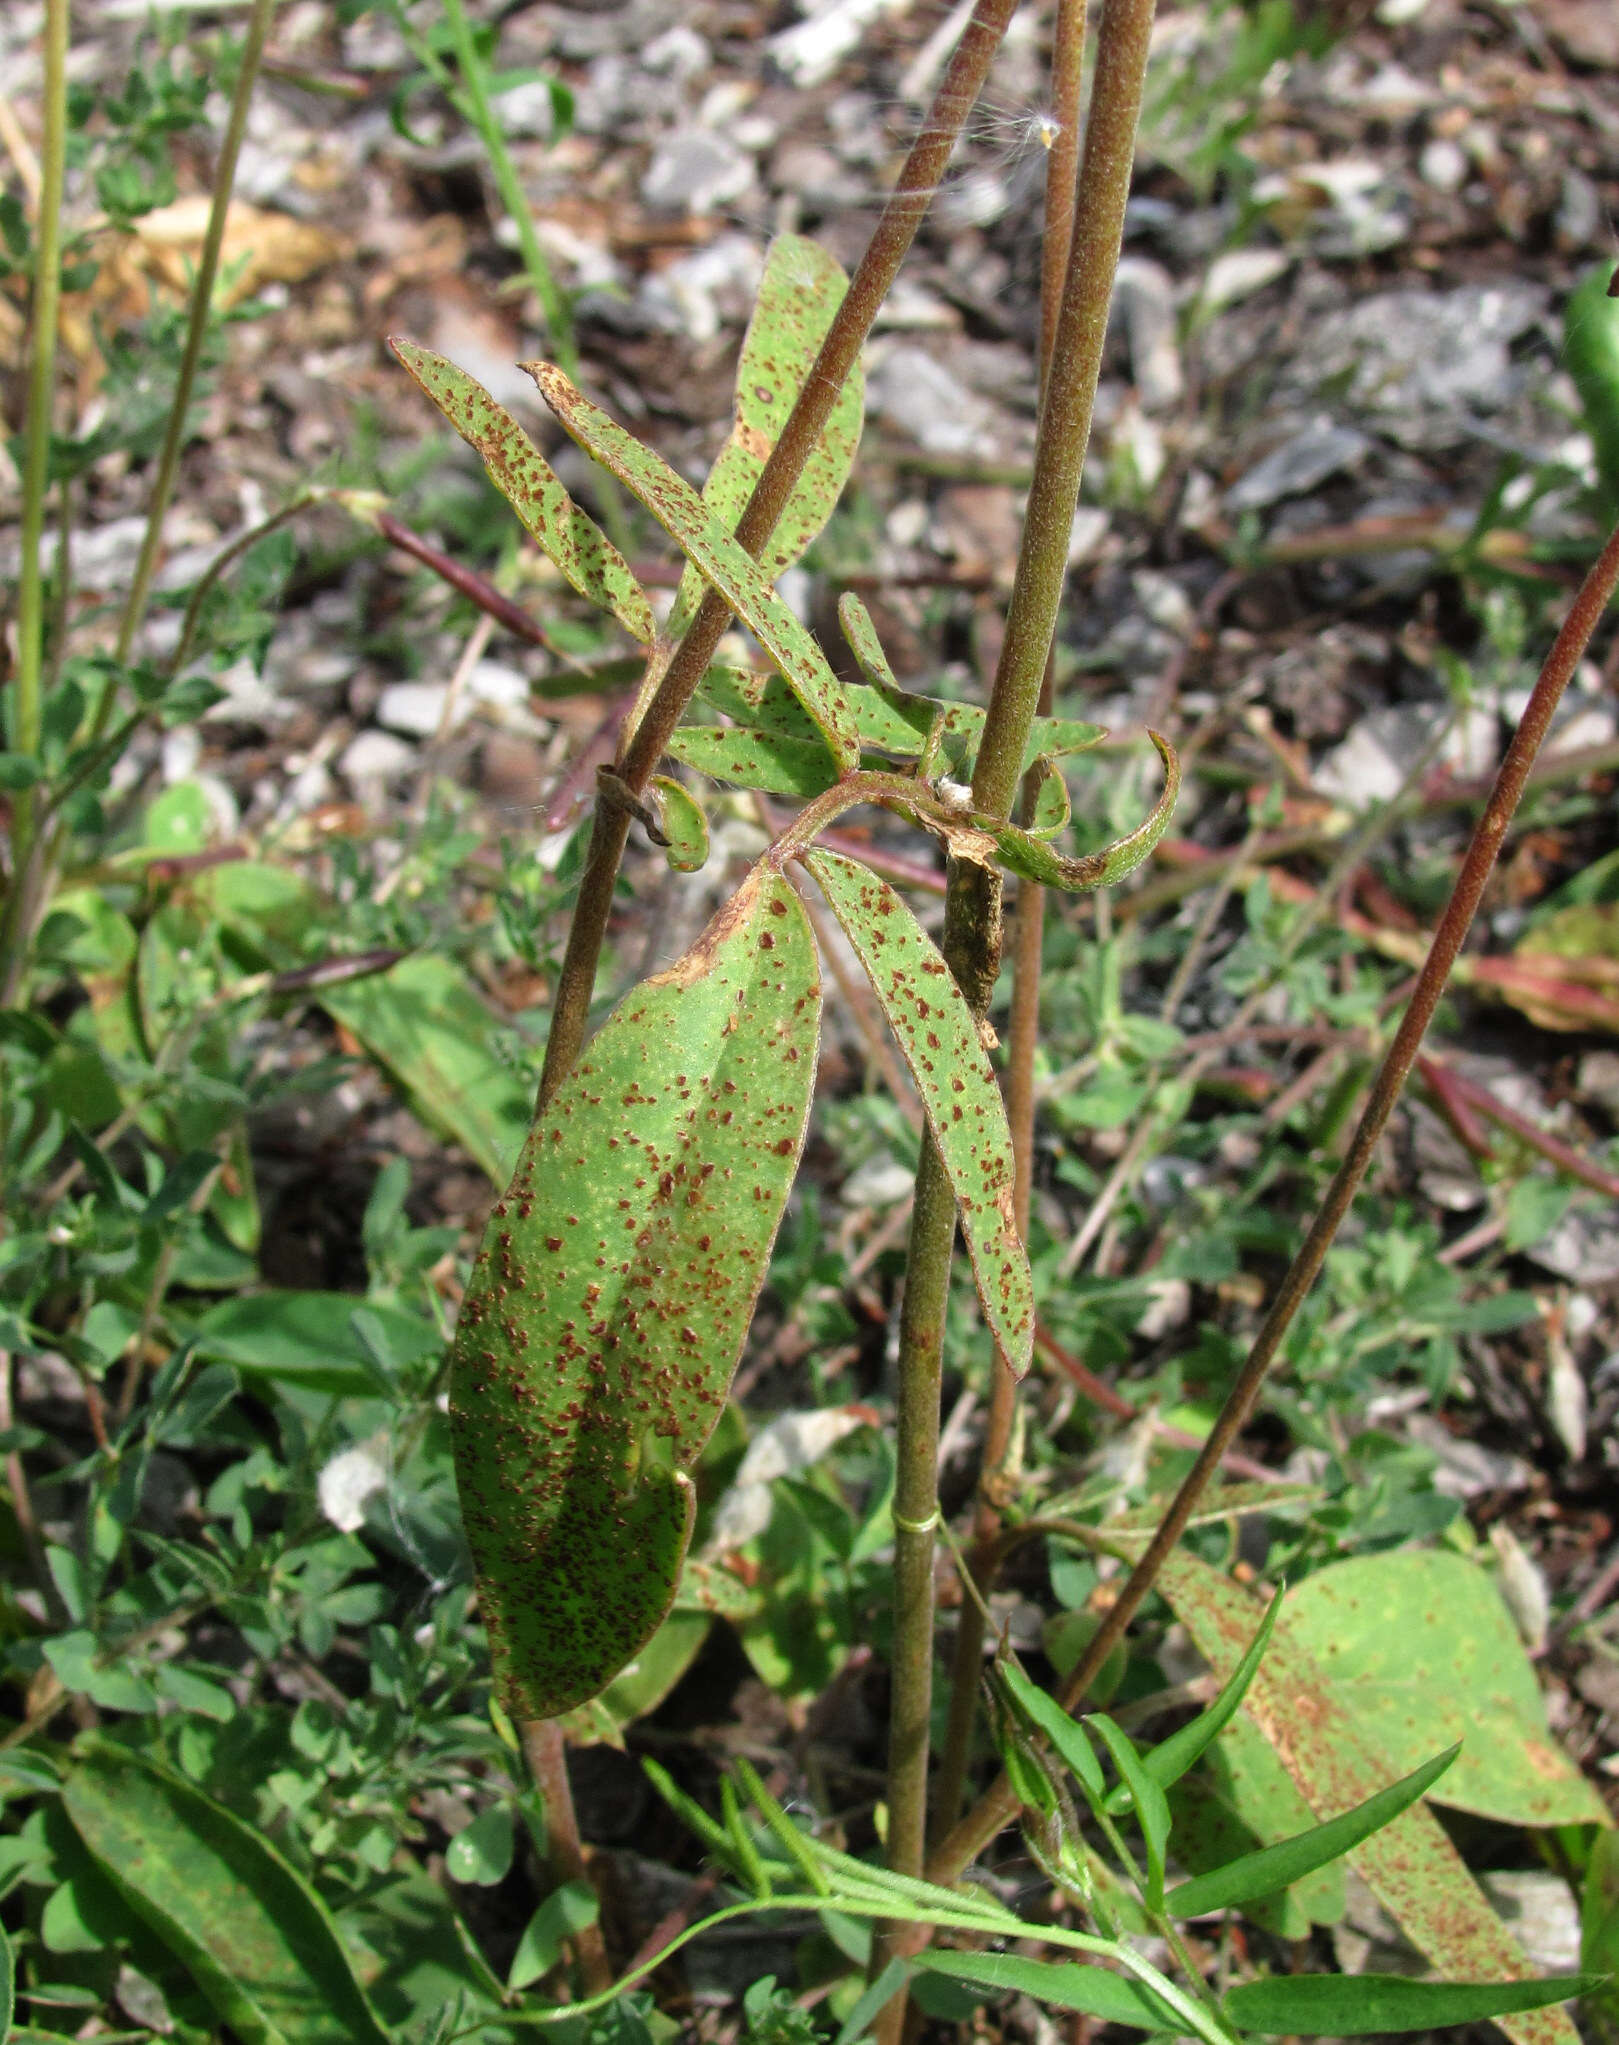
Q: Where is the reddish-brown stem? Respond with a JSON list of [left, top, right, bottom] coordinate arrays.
[[533, 0, 1022, 1117], [377, 510, 550, 647], [928, 516, 1619, 1884], [1419, 1052, 1619, 1199], [521, 1718, 612, 1996]]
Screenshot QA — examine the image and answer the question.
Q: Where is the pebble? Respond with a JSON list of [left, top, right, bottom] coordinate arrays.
[[640, 126, 755, 213], [1112, 257, 1184, 411], [1227, 419, 1372, 512], [340, 728, 416, 798], [1418, 137, 1468, 193], [866, 344, 999, 457]]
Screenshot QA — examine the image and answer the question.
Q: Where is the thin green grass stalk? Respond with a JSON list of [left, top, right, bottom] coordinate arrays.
[[872, 4, 1159, 2033], [435, 0, 630, 556], [106, 0, 277, 692], [928, 514, 1619, 1884], [930, 0, 1088, 1844], [5, 0, 69, 993]]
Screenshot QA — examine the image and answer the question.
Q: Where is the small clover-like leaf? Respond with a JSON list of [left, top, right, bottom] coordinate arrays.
[[451, 864, 821, 1718], [668, 235, 864, 639], [389, 339, 654, 645], [527, 361, 862, 773], [803, 848, 1033, 1373]]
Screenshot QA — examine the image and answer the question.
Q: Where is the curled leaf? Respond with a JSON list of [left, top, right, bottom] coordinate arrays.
[[526, 360, 861, 773], [389, 339, 654, 645], [650, 776, 709, 871], [803, 848, 1033, 1373], [978, 732, 1180, 892], [450, 865, 821, 1718]]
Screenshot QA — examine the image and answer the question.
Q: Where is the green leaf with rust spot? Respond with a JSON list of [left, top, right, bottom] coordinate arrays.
[[524, 360, 861, 774], [450, 863, 822, 1719], [1156, 1551, 1583, 2045], [668, 235, 863, 640], [697, 664, 834, 751], [803, 848, 1033, 1374], [972, 732, 1180, 892], [650, 776, 709, 871], [1270, 1551, 1606, 1828], [389, 338, 655, 646], [62, 1736, 393, 2045], [666, 725, 841, 799]]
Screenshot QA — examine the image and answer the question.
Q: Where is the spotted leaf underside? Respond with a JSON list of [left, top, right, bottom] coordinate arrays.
[[388, 338, 654, 646], [667, 233, 864, 641], [804, 848, 1034, 1374], [450, 865, 821, 1719]]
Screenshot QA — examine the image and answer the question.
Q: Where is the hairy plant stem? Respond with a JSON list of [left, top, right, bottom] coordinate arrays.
[[928, 514, 1619, 1886], [931, 0, 1088, 1844], [533, 0, 1021, 1117], [873, 3, 1158, 2030], [521, 1718, 612, 1996], [2, 0, 68, 1007]]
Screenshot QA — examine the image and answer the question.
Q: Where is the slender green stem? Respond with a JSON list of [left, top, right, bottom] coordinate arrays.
[[435, 0, 629, 555], [438, 0, 575, 378], [533, 0, 1022, 1116], [105, 0, 276, 698], [927, 514, 1619, 1885], [7, 0, 69, 926], [932, 0, 1088, 1842]]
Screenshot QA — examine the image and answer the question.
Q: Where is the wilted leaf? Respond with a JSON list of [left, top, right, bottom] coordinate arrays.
[[62, 1737, 393, 2045], [1157, 1551, 1581, 2045], [451, 863, 821, 1718], [321, 952, 532, 1185], [803, 849, 1033, 1373], [526, 361, 861, 773], [668, 234, 863, 638], [390, 338, 654, 645]]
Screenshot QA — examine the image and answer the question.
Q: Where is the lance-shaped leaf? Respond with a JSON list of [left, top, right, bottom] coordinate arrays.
[[911, 1951, 1181, 2031], [668, 235, 864, 640], [973, 732, 1180, 892], [526, 361, 861, 773], [62, 1736, 393, 2045], [803, 849, 1033, 1373], [389, 339, 654, 646], [1224, 1972, 1596, 2038], [450, 864, 821, 1719], [698, 664, 836, 751], [666, 724, 842, 799]]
